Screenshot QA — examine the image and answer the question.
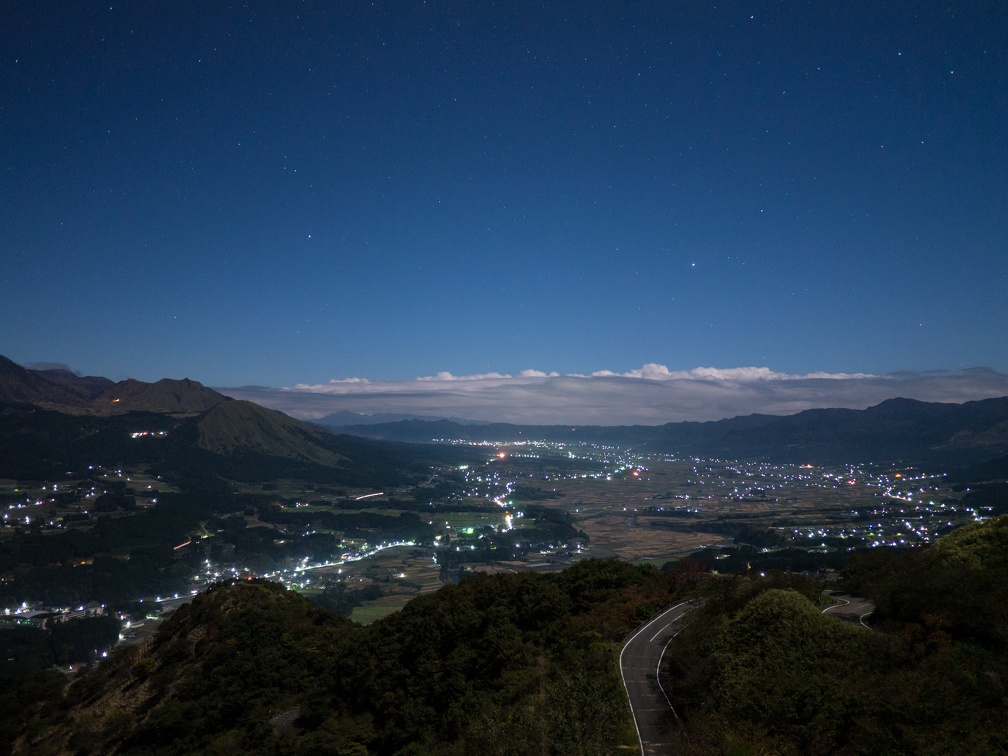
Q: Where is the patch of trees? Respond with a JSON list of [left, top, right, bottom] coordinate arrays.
[[92, 493, 136, 512], [0, 614, 120, 679], [961, 481, 1008, 516], [256, 505, 433, 542], [520, 506, 584, 543], [436, 511, 587, 571], [0, 493, 237, 605], [308, 583, 384, 616]]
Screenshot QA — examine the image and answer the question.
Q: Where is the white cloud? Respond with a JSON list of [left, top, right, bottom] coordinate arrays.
[[220, 366, 1008, 426], [416, 371, 512, 382], [293, 377, 370, 389], [590, 364, 875, 382]]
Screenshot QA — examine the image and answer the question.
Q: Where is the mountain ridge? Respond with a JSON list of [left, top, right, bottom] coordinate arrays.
[[25, 367, 114, 401], [93, 377, 229, 416], [331, 395, 1008, 466], [0, 355, 432, 489], [5, 354, 1008, 468], [0, 356, 229, 416], [0, 355, 89, 409]]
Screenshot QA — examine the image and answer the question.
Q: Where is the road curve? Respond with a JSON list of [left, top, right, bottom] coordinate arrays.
[[620, 601, 695, 756], [822, 592, 875, 627]]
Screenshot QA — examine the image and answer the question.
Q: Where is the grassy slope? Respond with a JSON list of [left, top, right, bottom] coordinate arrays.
[[196, 400, 347, 467]]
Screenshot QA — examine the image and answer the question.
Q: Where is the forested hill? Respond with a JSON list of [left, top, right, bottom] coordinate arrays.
[[664, 516, 1008, 753], [11, 560, 684, 755]]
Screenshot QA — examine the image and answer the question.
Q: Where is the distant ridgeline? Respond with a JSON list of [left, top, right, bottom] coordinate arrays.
[[5, 352, 1007, 469], [5, 517, 1008, 754], [0, 354, 224, 416], [328, 395, 1008, 467]]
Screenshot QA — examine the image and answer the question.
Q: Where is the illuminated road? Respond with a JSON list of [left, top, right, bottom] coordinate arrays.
[[620, 601, 695, 756]]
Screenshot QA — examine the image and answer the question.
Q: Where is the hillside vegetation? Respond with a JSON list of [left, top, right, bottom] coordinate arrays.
[[667, 517, 1008, 754], [196, 400, 347, 466], [12, 560, 687, 755], [6, 518, 1008, 753]]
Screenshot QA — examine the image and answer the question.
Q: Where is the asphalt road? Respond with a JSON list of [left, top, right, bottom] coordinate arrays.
[[822, 593, 875, 627], [620, 601, 695, 756]]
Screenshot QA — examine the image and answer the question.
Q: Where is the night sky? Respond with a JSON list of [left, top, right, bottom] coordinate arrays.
[[3, 2, 1007, 421]]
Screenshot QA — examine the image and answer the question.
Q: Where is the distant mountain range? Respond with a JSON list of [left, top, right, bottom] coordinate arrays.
[[5, 354, 1008, 473], [316, 410, 491, 426], [328, 396, 1008, 468]]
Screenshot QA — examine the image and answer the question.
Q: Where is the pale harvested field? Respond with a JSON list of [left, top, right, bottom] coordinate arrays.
[[350, 548, 441, 587], [577, 512, 726, 560]]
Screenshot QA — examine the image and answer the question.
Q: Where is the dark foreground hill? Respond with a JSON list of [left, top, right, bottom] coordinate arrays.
[[333, 396, 1008, 467], [7, 517, 1008, 754], [10, 560, 681, 755]]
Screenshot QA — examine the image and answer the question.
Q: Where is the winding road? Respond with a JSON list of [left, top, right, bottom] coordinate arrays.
[[619, 601, 695, 756], [619, 593, 873, 753], [822, 592, 875, 627]]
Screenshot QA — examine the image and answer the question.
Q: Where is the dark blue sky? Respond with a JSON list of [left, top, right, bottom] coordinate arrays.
[[3, 1, 1006, 389]]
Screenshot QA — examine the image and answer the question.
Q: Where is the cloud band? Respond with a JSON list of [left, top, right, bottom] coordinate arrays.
[[219, 365, 1008, 426]]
